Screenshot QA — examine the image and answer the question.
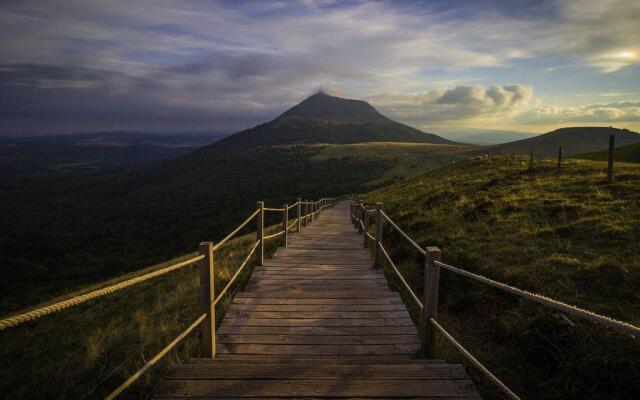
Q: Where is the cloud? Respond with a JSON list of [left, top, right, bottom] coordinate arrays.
[[369, 85, 533, 124], [517, 101, 640, 124]]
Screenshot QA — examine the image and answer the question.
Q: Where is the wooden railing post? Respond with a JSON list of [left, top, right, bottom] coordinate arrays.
[[363, 209, 370, 248], [283, 203, 288, 247], [304, 200, 309, 226], [422, 246, 441, 358], [374, 202, 383, 268], [257, 201, 264, 266], [198, 242, 215, 358], [297, 198, 302, 232], [607, 134, 615, 183]]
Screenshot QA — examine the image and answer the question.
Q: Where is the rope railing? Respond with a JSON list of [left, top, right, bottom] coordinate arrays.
[[0, 254, 204, 331], [350, 197, 640, 400], [264, 230, 286, 240], [429, 318, 521, 400], [381, 211, 426, 256], [263, 207, 285, 212], [212, 208, 260, 251], [379, 243, 423, 310], [213, 240, 260, 306], [435, 260, 640, 337], [104, 313, 207, 400]]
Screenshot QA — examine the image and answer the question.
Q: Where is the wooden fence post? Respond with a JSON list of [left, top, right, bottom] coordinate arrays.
[[304, 200, 309, 226], [357, 203, 364, 234], [363, 209, 370, 248], [198, 242, 215, 358], [283, 203, 288, 247], [257, 201, 264, 266], [375, 202, 383, 268], [607, 134, 615, 183], [557, 146, 562, 177], [422, 246, 441, 358], [297, 198, 302, 232], [529, 149, 533, 171]]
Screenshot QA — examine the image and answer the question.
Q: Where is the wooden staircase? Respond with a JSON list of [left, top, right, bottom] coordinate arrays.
[[154, 202, 481, 399]]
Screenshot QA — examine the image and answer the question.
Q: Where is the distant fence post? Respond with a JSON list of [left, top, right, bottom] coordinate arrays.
[[363, 208, 370, 248], [257, 201, 264, 266], [297, 198, 302, 232], [198, 242, 215, 358], [283, 203, 288, 247], [375, 202, 383, 268], [557, 146, 562, 177], [529, 148, 534, 171], [607, 135, 615, 183], [422, 246, 441, 358], [357, 202, 364, 234]]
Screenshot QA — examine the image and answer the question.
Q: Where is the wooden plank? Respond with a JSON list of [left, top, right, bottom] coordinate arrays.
[[221, 317, 414, 327], [154, 378, 479, 398], [165, 363, 464, 380], [231, 297, 404, 305], [229, 304, 408, 312], [189, 356, 445, 364], [217, 334, 418, 345], [216, 343, 418, 355], [217, 325, 418, 336], [236, 290, 401, 299], [225, 311, 412, 319]]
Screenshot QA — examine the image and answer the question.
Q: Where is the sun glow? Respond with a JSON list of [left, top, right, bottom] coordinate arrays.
[[613, 50, 637, 60]]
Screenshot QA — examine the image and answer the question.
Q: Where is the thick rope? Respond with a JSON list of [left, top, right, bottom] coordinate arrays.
[[435, 260, 640, 337], [211, 209, 260, 251], [379, 244, 423, 310], [104, 313, 206, 400], [263, 230, 285, 240], [380, 211, 426, 255], [430, 318, 520, 400], [213, 241, 259, 306], [263, 207, 285, 212], [0, 255, 204, 331]]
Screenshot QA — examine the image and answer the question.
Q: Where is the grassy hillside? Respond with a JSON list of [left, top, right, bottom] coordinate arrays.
[[0, 223, 286, 399], [310, 142, 470, 186], [363, 156, 639, 399], [574, 142, 640, 163], [479, 127, 640, 157]]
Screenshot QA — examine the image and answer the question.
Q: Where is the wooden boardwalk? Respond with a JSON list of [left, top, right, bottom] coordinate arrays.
[[154, 202, 480, 399]]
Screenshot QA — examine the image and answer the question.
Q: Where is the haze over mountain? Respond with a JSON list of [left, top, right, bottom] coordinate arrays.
[[479, 127, 640, 157], [212, 92, 456, 150], [436, 128, 539, 145]]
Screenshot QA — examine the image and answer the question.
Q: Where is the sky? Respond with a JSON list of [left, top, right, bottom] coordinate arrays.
[[0, 0, 639, 135]]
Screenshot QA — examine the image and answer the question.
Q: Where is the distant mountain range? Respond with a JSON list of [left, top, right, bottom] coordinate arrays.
[[0, 131, 227, 173], [478, 127, 640, 157], [212, 92, 455, 151]]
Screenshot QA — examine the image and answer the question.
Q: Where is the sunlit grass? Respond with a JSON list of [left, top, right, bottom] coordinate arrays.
[[364, 155, 640, 399]]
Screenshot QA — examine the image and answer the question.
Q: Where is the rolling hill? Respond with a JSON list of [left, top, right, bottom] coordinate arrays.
[[478, 127, 640, 157], [574, 142, 640, 163], [363, 155, 640, 399], [210, 92, 456, 151]]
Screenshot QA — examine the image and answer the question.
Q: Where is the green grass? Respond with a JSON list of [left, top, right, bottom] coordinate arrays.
[[363, 155, 640, 400], [310, 142, 471, 186], [574, 142, 640, 163], [0, 222, 288, 399]]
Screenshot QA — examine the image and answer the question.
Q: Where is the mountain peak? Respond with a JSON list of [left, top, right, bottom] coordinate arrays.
[[277, 92, 390, 124]]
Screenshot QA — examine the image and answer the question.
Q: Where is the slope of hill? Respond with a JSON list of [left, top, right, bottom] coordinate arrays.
[[211, 92, 456, 150], [574, 142, 640, 163], [480, 127, 640, 157], [363, 156, 640, 399]]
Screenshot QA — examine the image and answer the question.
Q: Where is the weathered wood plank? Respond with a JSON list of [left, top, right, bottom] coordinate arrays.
[[217, 334, 418, 345]]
